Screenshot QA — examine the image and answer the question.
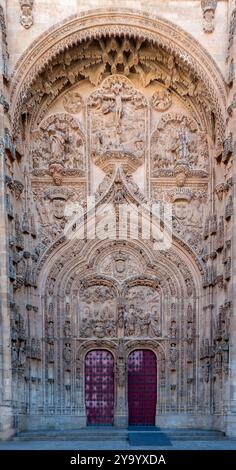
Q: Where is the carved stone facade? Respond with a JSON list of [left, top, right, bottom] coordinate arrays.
[[0, 2, 236, 439]]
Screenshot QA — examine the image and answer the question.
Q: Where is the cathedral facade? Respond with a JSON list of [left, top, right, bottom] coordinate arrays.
[[0, 0, 236, 439]]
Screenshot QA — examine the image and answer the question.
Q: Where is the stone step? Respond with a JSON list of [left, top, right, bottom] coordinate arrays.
[[160, 429, 226, 441], [13, 428, 226, 442], [13, 428, 129, 442]]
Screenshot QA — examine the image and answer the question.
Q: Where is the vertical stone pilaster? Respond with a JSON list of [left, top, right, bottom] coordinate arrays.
[[0, 2, 14, 440], [225, 0, 236, 437]]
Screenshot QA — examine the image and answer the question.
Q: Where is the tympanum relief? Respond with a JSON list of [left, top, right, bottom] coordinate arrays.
[[151, 114, 209, 177], [31, 113, 86, 179], [87, 75, 147, 173]]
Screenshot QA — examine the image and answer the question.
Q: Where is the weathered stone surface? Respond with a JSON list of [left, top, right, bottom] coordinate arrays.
[[0, 1, 236, 438]]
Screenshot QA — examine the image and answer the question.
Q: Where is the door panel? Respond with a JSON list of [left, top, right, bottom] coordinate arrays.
[[128, 349, 157, 426], [85, 350, 114, 425]]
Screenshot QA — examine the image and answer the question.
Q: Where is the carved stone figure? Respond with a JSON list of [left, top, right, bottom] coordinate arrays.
[[31, 114, 85, 178], [79, 285, 117, 338], [88, 75, 147, 173], [63, 91, 83, 114], [201, 0, 218, 33], [19, 1, 34, 29], [170, 344, 179, 369], [151, 114, 209, 177], [151, 89, 172, 111], [124, 286, 161, 337], [63, 344, 72, 363]]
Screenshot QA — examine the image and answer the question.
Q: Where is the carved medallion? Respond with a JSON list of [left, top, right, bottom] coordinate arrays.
[[63, 91, 83, 114], [151, 89, 172, 112]]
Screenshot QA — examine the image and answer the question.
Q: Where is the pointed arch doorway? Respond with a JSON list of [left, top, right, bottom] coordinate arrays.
[[85, 350, 115, 426], [128, 350, 157, 426]]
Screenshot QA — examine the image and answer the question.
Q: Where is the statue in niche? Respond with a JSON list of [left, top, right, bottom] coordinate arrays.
[[12, 345, 18, 367], [18, 344, 26, 367], [170, 343, 178, 369], [63, 344, 72, 363], [46, 318, 54, 338], [202, 361, 210, 383], [48, 121, 67, 163], [125, 305, 136, 336], [187, 322, 193, 341], [169, 321, 177, 338], [137, 310, 151, 336], [117, 305, 125, 329], [63, 321, 72, 338]]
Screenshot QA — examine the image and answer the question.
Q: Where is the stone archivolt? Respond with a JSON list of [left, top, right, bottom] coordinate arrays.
[[3, 8, 232, 431], [10, 9, 226, 146]]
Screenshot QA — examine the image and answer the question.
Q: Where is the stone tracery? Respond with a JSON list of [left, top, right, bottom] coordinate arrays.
[[1, 6, 233, 435]]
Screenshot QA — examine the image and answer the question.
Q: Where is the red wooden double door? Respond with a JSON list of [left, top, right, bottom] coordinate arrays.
[[85, 349, 157, 426]]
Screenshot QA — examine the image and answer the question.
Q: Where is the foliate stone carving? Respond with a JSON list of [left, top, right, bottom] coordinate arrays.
[[31, 114, 85, 178], [124, 286, 161, 337], [88, 75, 147, 174], [151, 114, 209, 177], [201, 1, 218, 33], [151, 89, 172, 112], [222, 133, 233, 162], [11, 9, 226, 147], [215, 183, 228, 201], [63, 91, 83, 114], [19, 1, 34, 29], [14, 180, 24, 200]]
